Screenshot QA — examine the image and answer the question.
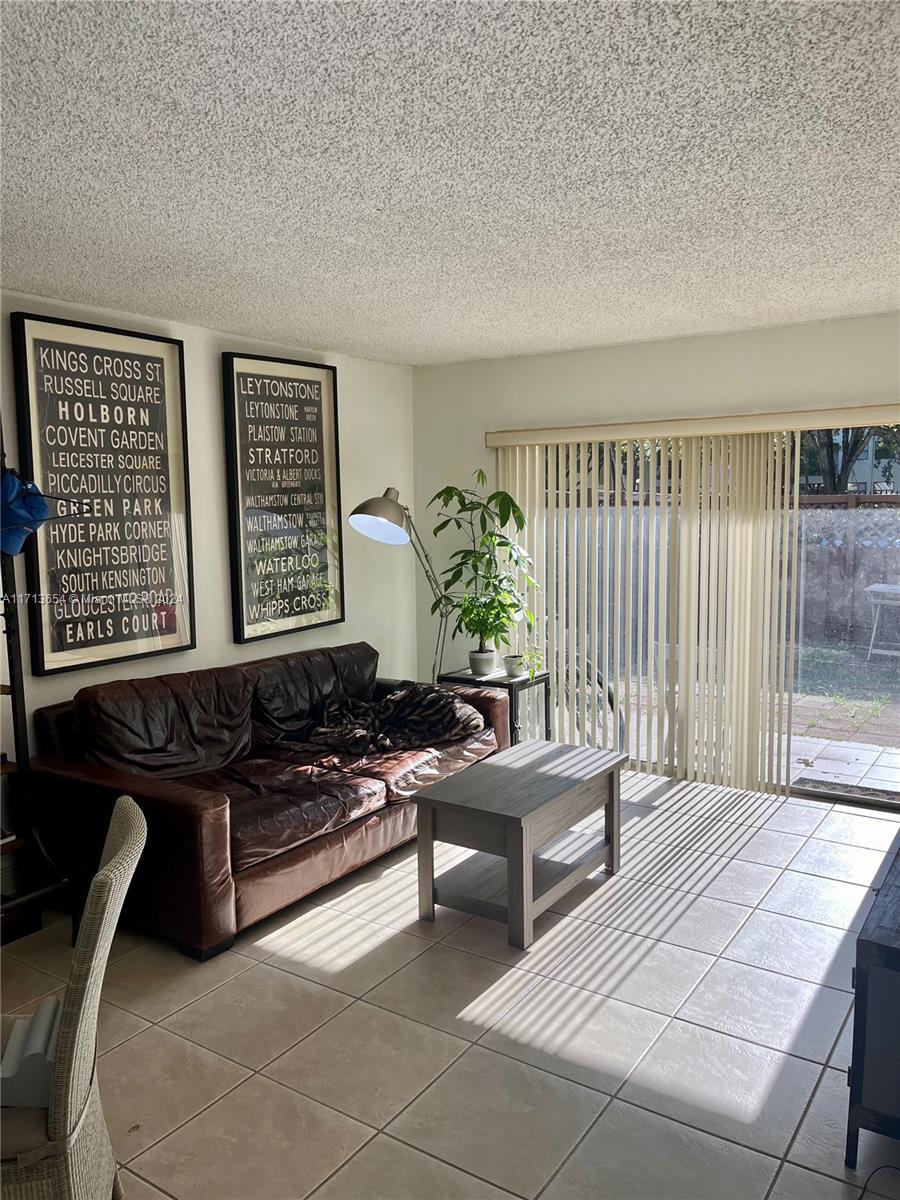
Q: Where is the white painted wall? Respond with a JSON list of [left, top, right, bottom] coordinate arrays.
[[1, 291, 417, 730], [412, 312, 900, 676]]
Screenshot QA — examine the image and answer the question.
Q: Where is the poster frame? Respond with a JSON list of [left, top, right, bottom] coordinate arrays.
[[10, 310, 196, 676], [222, 350, 345, 644]]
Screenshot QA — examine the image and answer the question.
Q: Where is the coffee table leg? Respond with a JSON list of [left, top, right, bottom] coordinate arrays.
[[417, 803, 435, 922], [507, 825, 533, 949], [605, 769, 621, 874]]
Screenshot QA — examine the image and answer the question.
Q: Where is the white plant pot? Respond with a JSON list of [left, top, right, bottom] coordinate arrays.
[[468, 649, 497, 677], [503, 654, 528, 678]]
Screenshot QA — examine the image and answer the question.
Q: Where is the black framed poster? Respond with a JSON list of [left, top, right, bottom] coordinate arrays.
[[11, 312, 195, 675], [222, 352, 344, 643]]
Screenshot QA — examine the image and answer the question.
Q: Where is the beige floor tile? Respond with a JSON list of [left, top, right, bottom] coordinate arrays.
[[0, 952, 62, 1009], [699, 858, 782, 905], [391, 839, 479, 877], [376, 840, 419, 870], [232, 899, 316, 960], [364, 943, 540, 1040], [264, 906, 429, 996], [815, 811, 900, 851], [760, 871, 874, 931], [788, 838, 894, 887], [550, 872, 751, 954], [13, 987, 150, 1054], [678, 958, 851, 1061], [131, 1075, 372, 1200], [828, 1012, 854, 1070], [763, 803, 827, 836], [542, 1100, 778, 1200], [633, 782, 786, 828], [314, 861, 472, 941], [3, 918, 147, 981], [722, 908, 856, 991], [620, 838, 780, 905], [620, 1020, 820, 1156], [95, 1001, 152, 1054], [311, 1135, 517, 1199], [440, 911, 596, 975], [265, 1000, 466, 1126], [120, 1171, 170, 1199], [733, 828, 808, 868], [388, 1045, 606, 1198], [162, 962, 351, 1068], [770, 1164, 868, 1200], [785, 792, 834, 811], [481, 975, 667, 1092], [98, 1025, 249, 1161], [101, 941, 255, 1021], [789, 1068, 900, 1198], [548, 923, 714, 1015], [621, 807, 758, 857]]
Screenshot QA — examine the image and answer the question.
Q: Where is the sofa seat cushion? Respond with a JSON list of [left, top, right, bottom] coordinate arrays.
[[182, 757, 387, 871], [311, 726, 499, 802]]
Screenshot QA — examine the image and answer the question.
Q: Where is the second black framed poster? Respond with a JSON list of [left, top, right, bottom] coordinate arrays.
[[223, 352, 344, 643]]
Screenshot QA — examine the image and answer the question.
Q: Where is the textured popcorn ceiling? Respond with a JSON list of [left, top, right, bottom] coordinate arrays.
[[2, 1, 898, 365]]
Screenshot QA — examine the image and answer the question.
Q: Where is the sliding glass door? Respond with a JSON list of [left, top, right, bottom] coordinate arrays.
[[791, 426, 900, 805]]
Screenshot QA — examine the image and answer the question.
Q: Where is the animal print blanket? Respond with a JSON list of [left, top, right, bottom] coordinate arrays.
[[299, 682, 484, 753]]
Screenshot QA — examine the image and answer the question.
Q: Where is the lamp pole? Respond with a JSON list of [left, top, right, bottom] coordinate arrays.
[[403, 507, 450, 683]]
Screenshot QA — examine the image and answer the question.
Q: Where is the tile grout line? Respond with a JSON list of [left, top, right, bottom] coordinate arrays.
[[763, 1061, 830, 1200], [302, 1043, 534, 1200]]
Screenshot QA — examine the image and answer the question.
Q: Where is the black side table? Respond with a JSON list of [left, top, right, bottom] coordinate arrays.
[[438, 667, 552, 745]]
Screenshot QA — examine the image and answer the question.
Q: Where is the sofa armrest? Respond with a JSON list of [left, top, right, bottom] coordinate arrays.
[[374, 677, 511, 751], [28, 758, 236, 955], [442, 685, 511, 751]]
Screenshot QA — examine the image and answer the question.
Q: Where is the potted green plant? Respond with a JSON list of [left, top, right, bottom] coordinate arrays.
[[502, 645, 543, 679], [429, 470, 535, 676]]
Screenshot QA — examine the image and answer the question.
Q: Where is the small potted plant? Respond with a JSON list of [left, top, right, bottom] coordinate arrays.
[[502, 646, 543, 679], [429, 470, 536, 677]]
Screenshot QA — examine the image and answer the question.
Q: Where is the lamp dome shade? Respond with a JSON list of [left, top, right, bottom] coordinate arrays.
[[348, 487, 410, 545]]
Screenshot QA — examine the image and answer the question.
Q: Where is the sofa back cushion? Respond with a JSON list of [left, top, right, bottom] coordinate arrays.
[[73, 665, 253, 777], [249, 641, 379, 739]]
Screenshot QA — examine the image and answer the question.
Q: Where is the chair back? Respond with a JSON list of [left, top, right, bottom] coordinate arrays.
[[47, 796, 146, 1141]]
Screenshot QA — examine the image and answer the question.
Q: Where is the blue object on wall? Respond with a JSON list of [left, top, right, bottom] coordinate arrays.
[[1, 468, 50, 556]]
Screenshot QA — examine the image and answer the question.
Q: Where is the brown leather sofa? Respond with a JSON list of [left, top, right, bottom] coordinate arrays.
[[29, 642, 509, 958]]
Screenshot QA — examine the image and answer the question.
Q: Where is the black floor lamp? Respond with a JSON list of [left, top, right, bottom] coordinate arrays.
[[348, 487, 450, 682]]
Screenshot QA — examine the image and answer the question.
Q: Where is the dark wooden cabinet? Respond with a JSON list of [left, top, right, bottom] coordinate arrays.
[[846, 846, 900, 1167]]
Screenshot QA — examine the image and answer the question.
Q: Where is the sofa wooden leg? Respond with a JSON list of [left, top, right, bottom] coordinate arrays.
[[176, 936, 235, 960]]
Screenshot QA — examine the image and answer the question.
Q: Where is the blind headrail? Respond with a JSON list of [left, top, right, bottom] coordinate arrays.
[[484, 402, 899, 448]]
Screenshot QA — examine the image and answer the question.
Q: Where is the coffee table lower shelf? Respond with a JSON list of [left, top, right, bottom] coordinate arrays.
[[433, 827, 610, 929]]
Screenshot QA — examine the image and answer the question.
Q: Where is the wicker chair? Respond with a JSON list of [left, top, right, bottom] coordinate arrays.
[[1, 795, 147, 1199]]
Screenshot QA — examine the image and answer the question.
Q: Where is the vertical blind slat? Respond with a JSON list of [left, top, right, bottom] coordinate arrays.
[[623, 442, 634, 763], [607, 444, 614, 748], [646, 441, 657, 771]]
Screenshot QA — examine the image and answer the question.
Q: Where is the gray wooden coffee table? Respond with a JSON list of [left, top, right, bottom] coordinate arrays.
[[416, 739, 627, 949]]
